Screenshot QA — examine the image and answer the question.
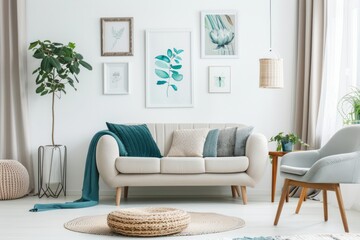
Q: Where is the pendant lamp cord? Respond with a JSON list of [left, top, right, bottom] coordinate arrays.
[[269, 0, 272, 52]]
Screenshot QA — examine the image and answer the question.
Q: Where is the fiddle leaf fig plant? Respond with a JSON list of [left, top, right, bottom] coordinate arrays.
[[270, 132, 309, 152], [29, 40, 92, 145]]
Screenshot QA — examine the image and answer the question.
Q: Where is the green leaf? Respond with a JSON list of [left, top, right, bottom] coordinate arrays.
[[155, 61, 169, 69], [171, 84, 178, 91], [155, 69, 169, 79], [75, 53, 83, 60], [52, 42, 63, 46], [33, 49, 44, 59], [49, 57, 61, 71], [40, 57, 52, 72], [36, 85, 45, 94], [167, 49, 172, 58], [175, 56, 182, 60], [61, 89, 67, 94], [63, 57, 73, 63], [173, 48, 178, 54], [170, 64, 182, 70], [28, 41, 39, 50], [74, 67, 80, 74], [69, 65, 75, 74], [172, 72, 183, 81], [74, 75, 79, 83], [68, 42, 76, 49], [40, 90, 48, 96], [157, 80, 167, 85], [32, 68, 41, 74], [176, 49, 184, 54], [79, 60, 92, 70], [155, 55, 170, 63], [174, 59, 180, 64]]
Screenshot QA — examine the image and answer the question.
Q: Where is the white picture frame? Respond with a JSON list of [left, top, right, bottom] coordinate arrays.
[[101, 17, 133, 56], [208, 66, 231, 93], [146, 29, 194, 108], [103, 62, 129, 95], [201, 11, 238, 58]]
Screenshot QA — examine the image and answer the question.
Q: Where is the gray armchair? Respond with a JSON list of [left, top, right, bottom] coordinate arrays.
[[274, 125, 360, 232]]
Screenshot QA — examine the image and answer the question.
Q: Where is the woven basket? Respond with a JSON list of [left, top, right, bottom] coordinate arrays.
[[107, 207, 191, 237], [0, 160, 29, 200]]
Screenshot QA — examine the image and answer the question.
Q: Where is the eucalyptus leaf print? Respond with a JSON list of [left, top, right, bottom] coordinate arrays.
[[155, 48, 184, 97]]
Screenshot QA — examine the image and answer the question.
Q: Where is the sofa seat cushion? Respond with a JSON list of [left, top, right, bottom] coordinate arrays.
[[116, 157, 160, 174], [161, 157, 205, 174], [205, 157, 249, 173]]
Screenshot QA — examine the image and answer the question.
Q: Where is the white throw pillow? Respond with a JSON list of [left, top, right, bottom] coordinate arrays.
[[167, 128, 210, 157]]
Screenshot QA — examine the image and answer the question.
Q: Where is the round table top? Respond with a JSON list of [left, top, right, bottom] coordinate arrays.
[[268, 151, 288, 157]]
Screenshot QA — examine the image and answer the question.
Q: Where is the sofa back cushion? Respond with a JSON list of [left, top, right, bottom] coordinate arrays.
[[203, 129, 220, 157], [217, 127, 238, 157], [107, 123, 162, 158], [143, 123, 247, 156]]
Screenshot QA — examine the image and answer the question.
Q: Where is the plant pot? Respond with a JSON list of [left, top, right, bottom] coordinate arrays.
[[281, 141, 293, 152]]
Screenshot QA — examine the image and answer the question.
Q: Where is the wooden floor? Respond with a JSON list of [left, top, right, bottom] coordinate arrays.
[[1, 194, 360, 240]]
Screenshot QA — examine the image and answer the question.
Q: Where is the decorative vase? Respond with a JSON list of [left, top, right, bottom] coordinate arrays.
[[281, 141, 293, 152], [38, 145, 67, 198]]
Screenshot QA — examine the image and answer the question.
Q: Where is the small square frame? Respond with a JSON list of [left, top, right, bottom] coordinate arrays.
[[103, 62, 129, 95], [208, 66, 231, 93], [101, 17, 133, 56]]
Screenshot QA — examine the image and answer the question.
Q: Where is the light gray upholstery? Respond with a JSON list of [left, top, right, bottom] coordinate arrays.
[[280, 125, 360, 183], [96, 123, 268, 189]]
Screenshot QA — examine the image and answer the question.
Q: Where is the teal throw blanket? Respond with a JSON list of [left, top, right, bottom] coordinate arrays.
[[30, 130, 126, 212]]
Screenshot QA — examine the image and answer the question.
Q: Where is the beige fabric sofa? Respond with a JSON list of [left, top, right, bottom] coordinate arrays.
[[96, 123, 268, 205]]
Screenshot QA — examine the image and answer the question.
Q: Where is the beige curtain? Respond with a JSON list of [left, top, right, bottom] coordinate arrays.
[[294, 0, 326, 149], [0, 0, 34, 192]]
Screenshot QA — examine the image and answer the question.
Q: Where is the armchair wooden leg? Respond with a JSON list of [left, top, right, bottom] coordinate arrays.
[[274, 179, 290, 225], [323, 190, 328, 221], [240, 186, 247, 205], [295, 187, 307, 214], [285, 186, 289, 202], [124, 186, 129, 199], [116, 187, 122, 206], [335, 185, 349, 232]]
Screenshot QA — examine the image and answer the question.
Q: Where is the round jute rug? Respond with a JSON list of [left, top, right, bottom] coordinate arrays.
[[64, 212, 245, 237]]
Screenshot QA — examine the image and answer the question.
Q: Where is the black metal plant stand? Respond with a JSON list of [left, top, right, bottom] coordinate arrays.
[[38, 145, 67, 198]]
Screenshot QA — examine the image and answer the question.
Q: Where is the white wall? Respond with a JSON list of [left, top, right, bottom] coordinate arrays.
[[26, 0, 298, 197]]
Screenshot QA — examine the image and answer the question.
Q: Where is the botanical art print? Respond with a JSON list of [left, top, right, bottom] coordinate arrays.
[[103, 63, 129, 94], [146, 30, 193, 108], [201, 11, 238, 58], [101, 17, 133, 56], [155, 48, 184, 97], [208, 66, 231, 93]]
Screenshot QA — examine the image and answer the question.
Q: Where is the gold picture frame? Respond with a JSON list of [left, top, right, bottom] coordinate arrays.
[[101, 17, 133, 56]]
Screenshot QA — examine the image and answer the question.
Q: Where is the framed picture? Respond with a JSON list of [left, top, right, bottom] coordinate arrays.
[[101, 17, 133, 56], [201, 11, 238, 58], [208, 66, 231, 93], [146, 29, 194, 108], [103, 62, 129, 94]]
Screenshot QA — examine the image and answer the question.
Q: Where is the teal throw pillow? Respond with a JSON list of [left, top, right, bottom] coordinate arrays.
[[234, 126, 254, 156], [203, 129, 220, 157], [106, 123, 162, 158]]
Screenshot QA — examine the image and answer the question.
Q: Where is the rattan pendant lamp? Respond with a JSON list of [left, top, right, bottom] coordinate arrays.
[[259, 0, 284, 88]]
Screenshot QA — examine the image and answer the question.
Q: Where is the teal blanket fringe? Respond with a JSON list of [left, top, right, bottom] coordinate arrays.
[[30, 130, 123, 212]]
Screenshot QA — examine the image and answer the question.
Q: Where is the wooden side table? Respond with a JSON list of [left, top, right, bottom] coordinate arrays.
[[269, 151, 287, 202]]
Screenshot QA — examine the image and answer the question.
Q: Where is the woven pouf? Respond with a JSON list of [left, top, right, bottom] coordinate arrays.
[[107, 207, 191, 237], [0, 160, 29, 200]]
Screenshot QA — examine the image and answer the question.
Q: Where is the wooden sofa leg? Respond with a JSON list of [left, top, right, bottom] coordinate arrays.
[[231, 186, 237, 198], [116, 187, 122, 206], [124, 186, 129, 199], [240, 186, 247, 205]]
